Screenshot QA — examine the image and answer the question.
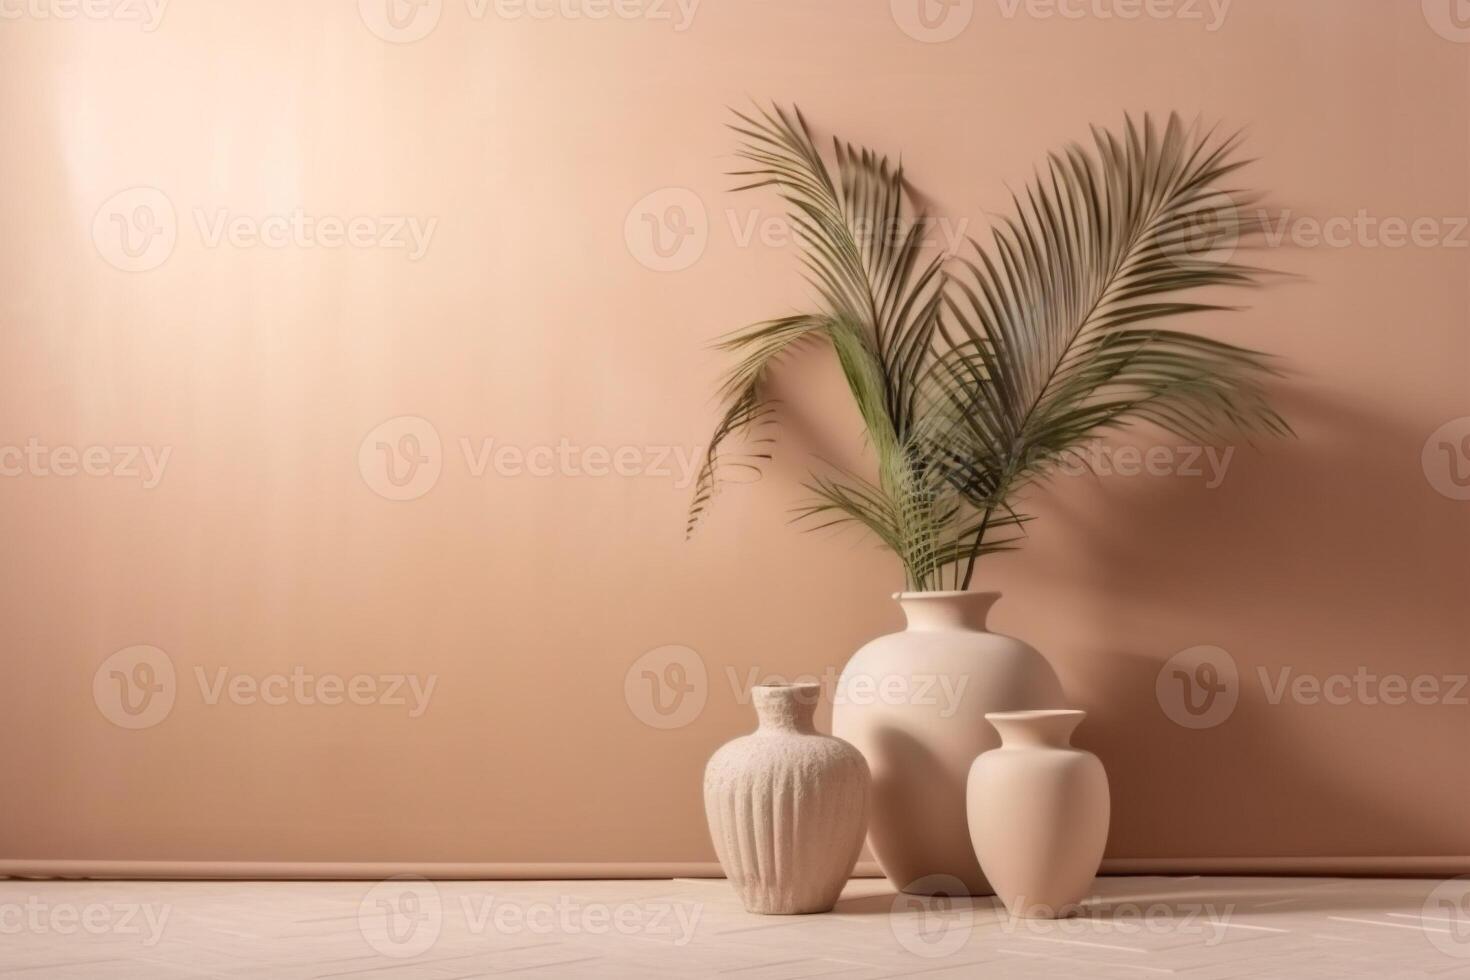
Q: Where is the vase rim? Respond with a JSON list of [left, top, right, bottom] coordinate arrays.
[[985, 709, 1085, 723], [891, 590, 1001, 601], [751, 683, 820, 694]]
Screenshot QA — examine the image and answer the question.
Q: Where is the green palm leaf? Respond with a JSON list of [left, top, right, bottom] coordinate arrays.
[[689, 106, 1292, 592], [687, 104, 952, 588], [930, 113, 1291, 586]]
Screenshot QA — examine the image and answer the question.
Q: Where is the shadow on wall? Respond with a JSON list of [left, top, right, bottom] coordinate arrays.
[[1030, 385, 1469, 857]]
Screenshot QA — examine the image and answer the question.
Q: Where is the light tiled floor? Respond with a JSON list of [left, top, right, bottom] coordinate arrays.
[[3, 875, 1470, 978]]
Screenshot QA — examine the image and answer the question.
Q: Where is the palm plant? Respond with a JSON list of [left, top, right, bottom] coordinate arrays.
[[688, 104, 1290, 591]]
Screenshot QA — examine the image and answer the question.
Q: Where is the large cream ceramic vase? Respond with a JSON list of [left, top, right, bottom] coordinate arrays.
[[704, 684, 870, 914], [832, 591, 1065, 896], [966, 710, 1110, 918]]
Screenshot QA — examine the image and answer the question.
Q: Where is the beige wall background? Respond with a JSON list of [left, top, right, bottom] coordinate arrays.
[[0, 0, 1466, 869]]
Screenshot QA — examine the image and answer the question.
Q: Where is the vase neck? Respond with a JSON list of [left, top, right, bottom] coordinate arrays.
[[752, 684, 819, 735], [896, 591, 1000, 631], [987, 710, 1085, 748]]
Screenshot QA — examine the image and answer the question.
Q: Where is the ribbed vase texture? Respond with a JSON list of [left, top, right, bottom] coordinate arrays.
[[704, 684, 870, 914]]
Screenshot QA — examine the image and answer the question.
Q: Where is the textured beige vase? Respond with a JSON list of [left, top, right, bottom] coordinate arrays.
[[833, 592, 1066, 896], [967, 710, 1110, 918], [703, 684, 870, 914]]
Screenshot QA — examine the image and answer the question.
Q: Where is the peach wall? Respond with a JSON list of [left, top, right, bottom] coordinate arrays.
[[0, 0, 1466, 868]]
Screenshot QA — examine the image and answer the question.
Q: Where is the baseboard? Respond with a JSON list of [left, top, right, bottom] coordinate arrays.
[[0, 861, 740, 881], [1101, 856, 1470, 877], [4, 857, 1468, 881]]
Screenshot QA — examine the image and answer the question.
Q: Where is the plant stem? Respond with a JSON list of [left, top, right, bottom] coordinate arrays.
[[959, 505, 994, 591]]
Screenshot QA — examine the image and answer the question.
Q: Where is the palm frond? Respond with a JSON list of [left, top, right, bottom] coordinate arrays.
[[689, 106, 1292, 591], [685, 314, 829, 538], [687, 104, 949, 586], [931, 112, 1291, 585]]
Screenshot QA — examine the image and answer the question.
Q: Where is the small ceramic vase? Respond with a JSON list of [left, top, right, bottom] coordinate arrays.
[[704, 684, 870, 914], [966, 709, 1109, 918]]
